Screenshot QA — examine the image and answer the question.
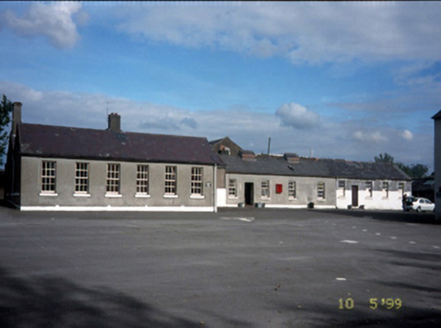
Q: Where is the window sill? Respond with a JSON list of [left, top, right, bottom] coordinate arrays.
[[105, 194, 122, 198], [190, 195, 205, 199], [135, 194, 151, 198], [288, 197, 297, 201], [228, 196, 238, 199], [39, 192, 58, 197], [73, 193, 91, 198], [163, 194, 178, 199]]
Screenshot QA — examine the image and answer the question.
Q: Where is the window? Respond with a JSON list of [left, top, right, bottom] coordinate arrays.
[[317, 182, 325, 199], [228, 179, 237, 197], [338, 180, 345, 197], [365, 181, 373, 198], [191, 167, 203, 195], [382, 182, 389, 198], [398, 182, 405, 197], [106, 164, 120, 194], [165, 166, 177, 195], [288, 181, 296, 199], [41, 161, 56, 193], [75, 162, 89, 194], [261, 180, 270, 198], [136, 165, 149, 194]]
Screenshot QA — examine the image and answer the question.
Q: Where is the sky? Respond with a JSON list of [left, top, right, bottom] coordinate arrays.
[[1, 1, 440, 171]]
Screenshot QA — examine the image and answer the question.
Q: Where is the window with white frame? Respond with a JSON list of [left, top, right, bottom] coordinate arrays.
[[136, 165, 149, 194], [382, 181, 389, 198], [398, 182, 405, 197], [228, 179, 237, 197], [191, 167, 203, 196], [365, 181, 373, 198], [106, 163, 120, 194], [165, 166, 177, 195], [261, 180, 270, 198], [317, 182, 325, 199], [288, 181, 296, 199], [338, 180, 345, 197], [41, 161, 56, 193], [75, 162, 89, 194]]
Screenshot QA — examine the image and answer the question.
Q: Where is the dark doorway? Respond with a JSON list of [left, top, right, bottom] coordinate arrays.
[[245, 183, 254, 206], [352, 185, 359, 207]]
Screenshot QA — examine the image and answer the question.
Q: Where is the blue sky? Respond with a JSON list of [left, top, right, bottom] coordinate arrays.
[[1, 1, 440, 170]]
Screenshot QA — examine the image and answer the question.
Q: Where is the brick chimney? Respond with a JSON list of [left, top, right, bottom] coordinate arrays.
[[107, 113, 121, 132]]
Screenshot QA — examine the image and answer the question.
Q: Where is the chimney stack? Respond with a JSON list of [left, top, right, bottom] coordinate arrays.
[[107, 113, 121, 132]]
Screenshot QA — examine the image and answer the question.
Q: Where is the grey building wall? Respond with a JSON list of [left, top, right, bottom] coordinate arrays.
[[20, 156, 215, 210], [225, 173, 336, 208]]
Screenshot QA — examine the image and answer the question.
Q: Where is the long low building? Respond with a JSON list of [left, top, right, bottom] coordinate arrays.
[[213, 138, 412, 210], [5, 103, 222, 212]]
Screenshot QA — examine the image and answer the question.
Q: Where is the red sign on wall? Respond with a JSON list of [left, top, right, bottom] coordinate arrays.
[[276, 184, 283, 194]]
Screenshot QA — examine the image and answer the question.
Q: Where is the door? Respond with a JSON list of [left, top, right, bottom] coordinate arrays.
[[352, 185, 359, 207], [245, 183, 254, 206]]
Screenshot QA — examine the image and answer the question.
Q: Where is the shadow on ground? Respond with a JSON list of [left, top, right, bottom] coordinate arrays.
[[0, 266, 201, 328]]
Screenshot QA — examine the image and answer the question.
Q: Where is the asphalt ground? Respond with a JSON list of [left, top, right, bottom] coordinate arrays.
[[0, 206, 440, 327]]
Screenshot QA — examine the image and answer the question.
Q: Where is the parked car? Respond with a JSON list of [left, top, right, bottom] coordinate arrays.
[[403, 197, 435, 212]]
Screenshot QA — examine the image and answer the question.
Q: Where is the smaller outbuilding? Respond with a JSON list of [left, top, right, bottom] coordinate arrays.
[[213, 137, 412, 210]]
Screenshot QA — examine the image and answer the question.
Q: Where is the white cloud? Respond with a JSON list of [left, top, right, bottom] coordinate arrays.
[[115, 2, 441, 64], [353, 130, 388, 143], [401, 130, 413, 141], [275, 103, 320, 129], [2, 2, 84, 49]]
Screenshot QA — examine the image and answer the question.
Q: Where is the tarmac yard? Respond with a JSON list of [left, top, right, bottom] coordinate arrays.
[[0, 207, 440, 327]]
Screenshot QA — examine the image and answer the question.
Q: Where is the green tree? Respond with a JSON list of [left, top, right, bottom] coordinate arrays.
[[0, 95, 13, 166], [374, 153, 395, 163], [396, 162, 429, 179], [375, 153, 429, 179]]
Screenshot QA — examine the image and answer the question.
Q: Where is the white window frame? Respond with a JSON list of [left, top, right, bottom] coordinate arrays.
[[365, 181, 373, 198], [228, 179, 237, 198], [317, 182, 326, 200], [136, 165, 149, 195], [191, 167, 203, 197], [164, 166, 177, 196], [75, 162, 89, 195], [382, 181, 389, 198], [288, 181, 296, 199], [41, 161, 57, 195], [398, 182, 405, 198], [338, 180, 346, 198], [106, 163, 121, 195], [261, 180, 270, 199]]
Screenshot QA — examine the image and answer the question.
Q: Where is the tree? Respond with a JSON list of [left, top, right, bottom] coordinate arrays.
[[398, 163, 429, 179], [0, 95, 13, 166], [374, 153, 394, 163], [375, 153, 429, 179]]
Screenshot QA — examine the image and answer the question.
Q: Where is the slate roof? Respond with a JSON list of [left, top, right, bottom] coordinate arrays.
[[18, 123, 223, 165], [219, 154, 411, 180]]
